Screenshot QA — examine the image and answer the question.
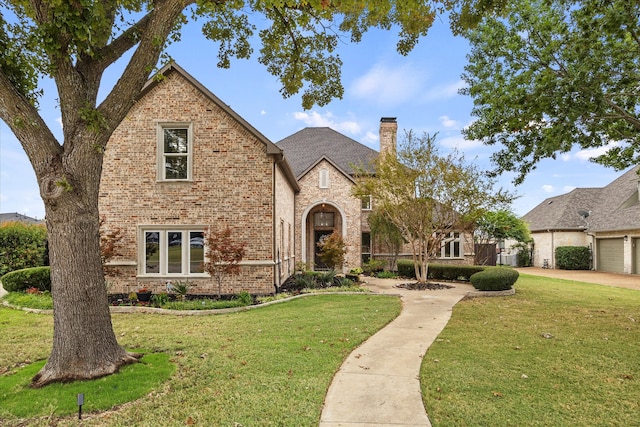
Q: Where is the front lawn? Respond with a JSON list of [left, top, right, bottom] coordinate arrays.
[[0, 294, 401, 426], [422, 274, 640, 426]]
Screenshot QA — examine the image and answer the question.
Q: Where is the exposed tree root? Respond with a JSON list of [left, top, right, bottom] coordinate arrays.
[[30, 351, 143, 388]]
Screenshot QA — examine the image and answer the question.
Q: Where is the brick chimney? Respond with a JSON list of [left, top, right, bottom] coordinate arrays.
[[379, 117, 397, 156]]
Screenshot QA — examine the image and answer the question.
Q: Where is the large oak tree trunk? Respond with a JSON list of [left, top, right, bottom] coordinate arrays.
[[31, 139, 140, 388]]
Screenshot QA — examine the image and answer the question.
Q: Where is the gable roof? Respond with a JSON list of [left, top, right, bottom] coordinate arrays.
[[141, 62, 299, 192], [275, 127, 378, 179], [523, 165, 640, 232]]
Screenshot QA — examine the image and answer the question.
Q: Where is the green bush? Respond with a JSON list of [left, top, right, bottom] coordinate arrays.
[[396, 259, 485, 281], [362, 259, 385, 275], [555, 246, 591, 270], [1, 266, 51, 292], [0, 222, 48, 276], [397, 259, 415, 278], [470, 268, 519, 291]]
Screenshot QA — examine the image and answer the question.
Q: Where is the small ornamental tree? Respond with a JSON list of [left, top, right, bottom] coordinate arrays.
[[203, 226, 246, 297], [99, 216, 124, 275], [316, 230, 347, 270]]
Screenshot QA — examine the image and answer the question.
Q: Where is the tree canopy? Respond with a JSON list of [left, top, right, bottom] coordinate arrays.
[[475, 209, 531, 243], [461, 0, 640, 184], [0, 0, 463, 387]]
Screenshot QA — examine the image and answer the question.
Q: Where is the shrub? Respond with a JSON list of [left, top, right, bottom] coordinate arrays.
[[236, 291, 253, 306], [470, 268, 519, 291], [396, 259, 485, 281], [555, 246, 591, 270], [334, 276, 355, 287], [1, 266, 51, 292], [0, 222, 48, 276], [362, 259, 385, 275], [397, 259, 415, 278], [317, 270, 337, 287], [376, 270, 398, 279]]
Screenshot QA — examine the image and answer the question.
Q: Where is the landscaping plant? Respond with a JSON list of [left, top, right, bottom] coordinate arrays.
[[203, 226, 246, 297]]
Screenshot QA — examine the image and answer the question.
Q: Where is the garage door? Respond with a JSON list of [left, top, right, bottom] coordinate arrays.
[[634, 238, 640, 274], [597, 238, 624, 273]]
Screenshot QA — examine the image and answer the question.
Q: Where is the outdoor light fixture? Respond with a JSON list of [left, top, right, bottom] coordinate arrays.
[[624, 235, 629, 241], [77, 393, 84, 420]]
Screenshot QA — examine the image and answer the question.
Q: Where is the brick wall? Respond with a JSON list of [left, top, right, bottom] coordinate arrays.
[[100, 69, 292, 295], [294, 160, 362, 272]]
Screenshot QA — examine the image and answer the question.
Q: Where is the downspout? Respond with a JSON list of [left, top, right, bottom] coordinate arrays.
[[551, 230, 554, 269], [273, 159, 279, 293]]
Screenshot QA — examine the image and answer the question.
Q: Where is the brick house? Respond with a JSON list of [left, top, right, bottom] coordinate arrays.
[[100, 63, 298, 295], [100, 63, 474, 295]]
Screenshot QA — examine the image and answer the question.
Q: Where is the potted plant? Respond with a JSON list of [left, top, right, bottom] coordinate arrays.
[[136, 287, 152, 302]]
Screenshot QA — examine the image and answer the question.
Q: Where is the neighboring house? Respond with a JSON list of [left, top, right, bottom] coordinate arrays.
[[0, 212, 44, 225], [100, 63, 475, 295], [522, 165, 640, 274], [100, 63, 299, 295]]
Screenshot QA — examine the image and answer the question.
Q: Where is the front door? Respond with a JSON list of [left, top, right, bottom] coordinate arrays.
[[314, 230, 333, 270]]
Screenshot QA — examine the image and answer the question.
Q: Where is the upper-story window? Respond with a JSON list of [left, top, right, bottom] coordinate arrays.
[[319, 168, 329, 188], [158, 123, 192, 181], [361, 195, 372, 210]]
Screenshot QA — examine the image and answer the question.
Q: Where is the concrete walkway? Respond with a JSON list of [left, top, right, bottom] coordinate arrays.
[[319, 269, 639, 427], [319, 278, 474, 427]]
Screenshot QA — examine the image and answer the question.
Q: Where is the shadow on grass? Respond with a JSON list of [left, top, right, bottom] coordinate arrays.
[[0, 351, 174, 418]]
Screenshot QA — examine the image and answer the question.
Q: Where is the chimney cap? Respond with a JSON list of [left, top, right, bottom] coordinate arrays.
[[380, 117, 397, 123]]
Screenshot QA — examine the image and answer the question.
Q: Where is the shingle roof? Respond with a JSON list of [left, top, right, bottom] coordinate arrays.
[[0, 212, 45, 224], [523, 165, 640, 232], [275, 127, 378, 179]]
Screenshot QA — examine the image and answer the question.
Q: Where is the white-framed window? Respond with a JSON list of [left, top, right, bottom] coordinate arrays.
[[361, 195, 372, 210], [157, 123, 193, 181], [140, 228, 206, 276], [440, 231, 462, 258], [319, 168, 329, 188]]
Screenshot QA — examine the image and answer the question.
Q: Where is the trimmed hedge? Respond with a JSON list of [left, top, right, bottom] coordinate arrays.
[[470, 268, 519, 291], [396, 259, 485, 282], [0, 221, 48, 276], [1, 266, 51, 292], [555, 246, 591, 270]]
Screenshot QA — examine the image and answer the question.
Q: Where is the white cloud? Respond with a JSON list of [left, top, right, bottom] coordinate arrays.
[[439, 115, 458, 129], [563, 185, 576, 192], [439, 134, 483, 150], [351, 63, 425, 106], [424, 80, 466, 101], [260, 110, 267, 116], [542, 184, 554, 193], [574, 141, 621, 161], [560, 153, 572, 162], [361, 131, 378, 146], [292, 111, 361, 135]]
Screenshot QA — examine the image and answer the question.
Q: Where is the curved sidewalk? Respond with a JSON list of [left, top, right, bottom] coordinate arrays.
[[319, 278, 474, 427]]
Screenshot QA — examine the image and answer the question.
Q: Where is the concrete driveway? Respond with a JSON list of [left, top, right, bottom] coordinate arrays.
[[516, 267, 640, 291]]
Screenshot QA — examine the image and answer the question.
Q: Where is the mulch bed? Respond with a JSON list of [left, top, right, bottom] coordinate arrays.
[[394, 282, 454, 291]]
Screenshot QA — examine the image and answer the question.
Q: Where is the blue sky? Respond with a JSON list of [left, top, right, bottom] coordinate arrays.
[[0, 14, 624, 220]]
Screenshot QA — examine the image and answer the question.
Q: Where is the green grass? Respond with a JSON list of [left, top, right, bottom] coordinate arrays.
[[0, 352, 173, 418], [421, 274, 640, 426], [3, 292, 54, 310], [0, 294, 400, 426]]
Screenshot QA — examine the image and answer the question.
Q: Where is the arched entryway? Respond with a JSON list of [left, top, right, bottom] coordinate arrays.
[[301, 201, 346, 271]]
